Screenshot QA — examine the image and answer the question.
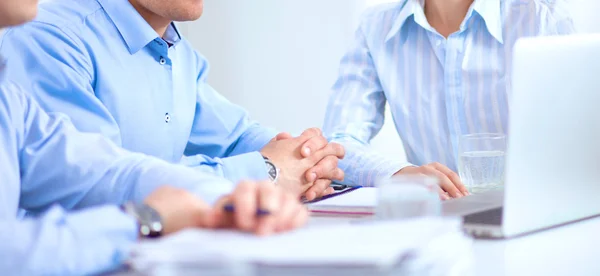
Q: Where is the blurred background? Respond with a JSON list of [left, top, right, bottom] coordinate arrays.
[[180, 0, 600, 163]]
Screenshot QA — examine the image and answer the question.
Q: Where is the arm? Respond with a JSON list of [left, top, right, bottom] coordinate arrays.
[[15, 83, 234, 213], [0, 206, 137, 275], [542, 0, 576, 35], [323, 22, 411, 187], [0, 23, 272, 185], [183, 53, 278, 184], [0, 84, 228, 275]]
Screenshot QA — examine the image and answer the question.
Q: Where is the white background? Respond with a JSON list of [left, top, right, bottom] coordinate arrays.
[[180, 0, 598, 162]]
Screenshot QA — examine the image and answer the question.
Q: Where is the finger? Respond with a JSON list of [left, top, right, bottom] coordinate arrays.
[[304, 156, 339, 182], [255, 182, 280, 236], [292, 128, 323, 149], [332, 168, 345, 182], [300, 135, 328, 158], [274, 193, 298, 233], [424, 167, 462, 198], [437, 186, 451, 201], [300, 127, 322, 138], [431, 163, 469, 196], [304, 179, 332, 201], [275, 132, 293, 141], [232, 181, 258, 232], [309, 143, 345, 164]]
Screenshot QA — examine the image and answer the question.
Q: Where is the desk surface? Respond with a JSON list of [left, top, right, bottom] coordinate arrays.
[[308, 215, 600, 276]]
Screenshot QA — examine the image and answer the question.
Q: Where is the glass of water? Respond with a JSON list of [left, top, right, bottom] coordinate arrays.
[[375, 175, 441, 220], [458, 133, 506, 194]]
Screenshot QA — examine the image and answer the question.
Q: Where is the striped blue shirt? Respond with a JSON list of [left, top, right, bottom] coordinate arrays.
[[324, 0, 575, 187]]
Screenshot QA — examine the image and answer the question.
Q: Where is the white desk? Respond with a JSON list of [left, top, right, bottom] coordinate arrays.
[[308, 215, 600, 276]]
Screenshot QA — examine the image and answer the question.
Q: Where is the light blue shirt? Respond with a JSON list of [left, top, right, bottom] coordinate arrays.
[[323, 0, 574, 186], [0, 57, 234, 275], [0, 0, 277, 185]]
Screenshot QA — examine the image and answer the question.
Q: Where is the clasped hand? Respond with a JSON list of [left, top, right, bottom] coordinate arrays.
[[260, 128, 345, 201]]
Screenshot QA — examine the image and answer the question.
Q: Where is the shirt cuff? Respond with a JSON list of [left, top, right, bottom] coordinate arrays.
[[366, 160, 415, 187], [220, 151, 270, 184]]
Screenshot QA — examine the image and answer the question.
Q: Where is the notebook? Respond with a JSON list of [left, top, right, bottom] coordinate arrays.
[[307, 187, 377, 216]]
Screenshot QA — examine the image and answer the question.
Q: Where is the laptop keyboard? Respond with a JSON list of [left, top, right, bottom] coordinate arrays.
[[463, 207, 504, 225]]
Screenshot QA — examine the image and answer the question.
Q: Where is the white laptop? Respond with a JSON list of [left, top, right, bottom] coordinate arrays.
[[443, 34, 600, 239]]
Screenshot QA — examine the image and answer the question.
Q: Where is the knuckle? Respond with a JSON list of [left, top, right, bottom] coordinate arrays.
[[305, 127, 320, 136], [259, 181, 275, 193], [316, 179, 330, 188], [237, 181, 256, 192], [332, 143, 344, 153], [323, 155, 338, 166]]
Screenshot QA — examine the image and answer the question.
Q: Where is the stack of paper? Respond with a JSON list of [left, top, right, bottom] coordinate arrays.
[[130, 217, 474, 276], [307, 187, 376, 216]]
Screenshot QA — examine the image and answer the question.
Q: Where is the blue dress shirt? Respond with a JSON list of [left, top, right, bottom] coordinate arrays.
[[0, 56, 234, 275], [0, 0, 277, 185], [323, 0, 574, 186]]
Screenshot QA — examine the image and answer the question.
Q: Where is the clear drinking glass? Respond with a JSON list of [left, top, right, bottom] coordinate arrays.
[[375, 175, 441, 220], [458, 133, 507, 194]]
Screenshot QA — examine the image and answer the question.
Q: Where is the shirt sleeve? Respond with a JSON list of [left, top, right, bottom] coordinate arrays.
[[182, 53, 279, 184], [0, 22, 274, 185], [323, 21, 412, 187], [542, 0, 577, 35], [0, 206, 138, 276], [16, 86, 234, 212], [0, 84, 235, 275]]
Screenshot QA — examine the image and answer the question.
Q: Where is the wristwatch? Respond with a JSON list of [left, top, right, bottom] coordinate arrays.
[[121, 202, 163, 239], [262, 156, 280, 184]]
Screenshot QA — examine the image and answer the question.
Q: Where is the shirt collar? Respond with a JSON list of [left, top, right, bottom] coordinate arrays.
[[385, 0, 503, 44], [164, 23, 182, 46], [96, 0, 182, 54], [385, 0, 421, 42], [472, 0, 503, 44]]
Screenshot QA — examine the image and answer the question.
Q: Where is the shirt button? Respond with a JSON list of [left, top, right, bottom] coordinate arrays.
[[165, 113, 171, 123], [159, 57, 166, 65], [436, 40, 442, 47]]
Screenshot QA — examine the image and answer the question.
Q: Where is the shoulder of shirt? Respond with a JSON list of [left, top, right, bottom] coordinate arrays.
[[505, 0, 571, 16], [355, 1, 409, 39], [16, 0, 103, 41], [358, 1, 406, 25]]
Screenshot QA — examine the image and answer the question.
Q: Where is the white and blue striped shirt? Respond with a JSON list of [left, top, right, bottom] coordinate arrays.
[[324, 0, 575, 186]]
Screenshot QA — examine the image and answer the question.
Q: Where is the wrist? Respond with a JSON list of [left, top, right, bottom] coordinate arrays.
[[394, 164, 417, 176]]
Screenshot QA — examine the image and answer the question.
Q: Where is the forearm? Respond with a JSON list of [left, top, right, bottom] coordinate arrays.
[[228, 123, 278, 156], [182, 122, 276, 184], [180, 151, 271, 185], [118, 155, 237, 206], [0, 205, 137, 276], [332, 136, 413, 187]]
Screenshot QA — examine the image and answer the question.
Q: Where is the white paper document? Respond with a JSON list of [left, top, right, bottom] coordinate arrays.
[[130, 217, 473, 275]]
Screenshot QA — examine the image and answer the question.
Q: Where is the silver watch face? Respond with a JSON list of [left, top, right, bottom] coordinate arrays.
[[265, 159, 278, 181], [130, 203, 163, 238]]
